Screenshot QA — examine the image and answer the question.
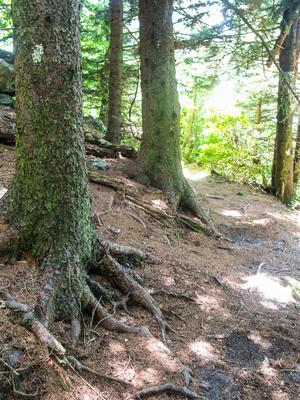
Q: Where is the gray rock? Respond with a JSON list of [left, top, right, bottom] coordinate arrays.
[[90, 159, 111, 170], [0, 59, 15, 94], [0, 93, 13, 106]]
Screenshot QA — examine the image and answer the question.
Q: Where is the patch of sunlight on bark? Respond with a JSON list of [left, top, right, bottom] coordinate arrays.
[[241, 273, 296, 307], [183, 165, 210, 182], [190, 340, 219, 362]]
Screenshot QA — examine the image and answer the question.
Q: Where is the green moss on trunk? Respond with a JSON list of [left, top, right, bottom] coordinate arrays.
[[105, 0, 123, 144], [272, 9, 299, 204], [6, 0, 96, 320], [136, 0, 210, 225]]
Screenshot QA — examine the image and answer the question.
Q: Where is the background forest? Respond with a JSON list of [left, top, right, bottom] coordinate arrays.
[[0, 0, 299, 200]]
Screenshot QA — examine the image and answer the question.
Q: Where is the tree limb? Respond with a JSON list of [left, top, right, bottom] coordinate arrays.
[[221, 0, 300, 106]]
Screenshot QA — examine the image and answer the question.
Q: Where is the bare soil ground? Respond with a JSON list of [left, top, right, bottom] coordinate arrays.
[[0, 145, 299, 400]]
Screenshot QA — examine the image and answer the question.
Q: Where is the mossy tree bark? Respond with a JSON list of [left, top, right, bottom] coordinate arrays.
[[105, 0, 123, 144], [6, 0, 96, 322], [271, 10, 299, 204], [294, 117, 300, 186], [137, 0, 212, 228], [293, 20, 300, 187]]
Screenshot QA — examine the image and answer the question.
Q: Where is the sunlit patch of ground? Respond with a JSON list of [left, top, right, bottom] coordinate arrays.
[[221, 209, 243, 218], [189, 339, 220, 362], [241, 273, 297, 308]]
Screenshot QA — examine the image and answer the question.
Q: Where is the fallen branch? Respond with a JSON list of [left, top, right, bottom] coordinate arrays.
[[133, 384, 202, 399], [86, 141, 137, 159], [204, 194, 225, 200], [0, 106, 137, 158]]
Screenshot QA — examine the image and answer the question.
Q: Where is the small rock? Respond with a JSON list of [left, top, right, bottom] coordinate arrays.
[[90, 159, 111, 170], [0, 93, 13, 106]]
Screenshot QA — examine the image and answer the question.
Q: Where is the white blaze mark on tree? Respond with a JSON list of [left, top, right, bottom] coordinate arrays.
[[32, 44, 44, 64]]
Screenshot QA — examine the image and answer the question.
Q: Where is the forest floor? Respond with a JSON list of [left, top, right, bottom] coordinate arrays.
[[0, 144, 299, 400]]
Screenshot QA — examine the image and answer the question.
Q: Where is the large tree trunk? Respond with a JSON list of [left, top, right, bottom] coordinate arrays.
[[5, 0, 96, 321], [271, 10, 299, 204], [105, 0, 123, 144], [136, 0, 212, 229]]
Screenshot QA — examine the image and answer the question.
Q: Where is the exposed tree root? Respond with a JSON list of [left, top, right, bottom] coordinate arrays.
[[85, 287, 151, 337], [2, 292, 66, 356], [1, 232, 198, 397], [88, 171, 223, 237], [100, 254, 168, 343], [86, 277, 112, 300], [113, 293, 130, 313], [133, 383, 202, 399], [177, 179, 227, 239], [1, 289, 149, 385], [100, 239, 147, 260]]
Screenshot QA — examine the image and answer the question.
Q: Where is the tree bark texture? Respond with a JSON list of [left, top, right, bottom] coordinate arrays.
[[137, 0, 208, 220], [6, 0, 96, 320], [272, 11, 299, 204], [105, 0, 123, 144], [294, 117, 300, 185]]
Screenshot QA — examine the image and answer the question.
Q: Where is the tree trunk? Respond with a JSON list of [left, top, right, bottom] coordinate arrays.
[[136, 0, 212, 228], [294, 117, 300, 186], [271, 10, 299, 204], [255, 97, 262, 128], [293, 20, 300, 188], [105, 0, 123, 144], [5, 0, 96, 322]]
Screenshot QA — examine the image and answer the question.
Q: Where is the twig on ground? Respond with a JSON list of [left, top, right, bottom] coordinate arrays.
[[216, 245, 235, 251], [133, 383, 203, 399], [256, 262, 265, 275], [204, 194, 225, 200], [67, 355, 133, 387]]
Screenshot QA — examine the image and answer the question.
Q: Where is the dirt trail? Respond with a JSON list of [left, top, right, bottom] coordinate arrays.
[[0, 147, 299, 400]]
